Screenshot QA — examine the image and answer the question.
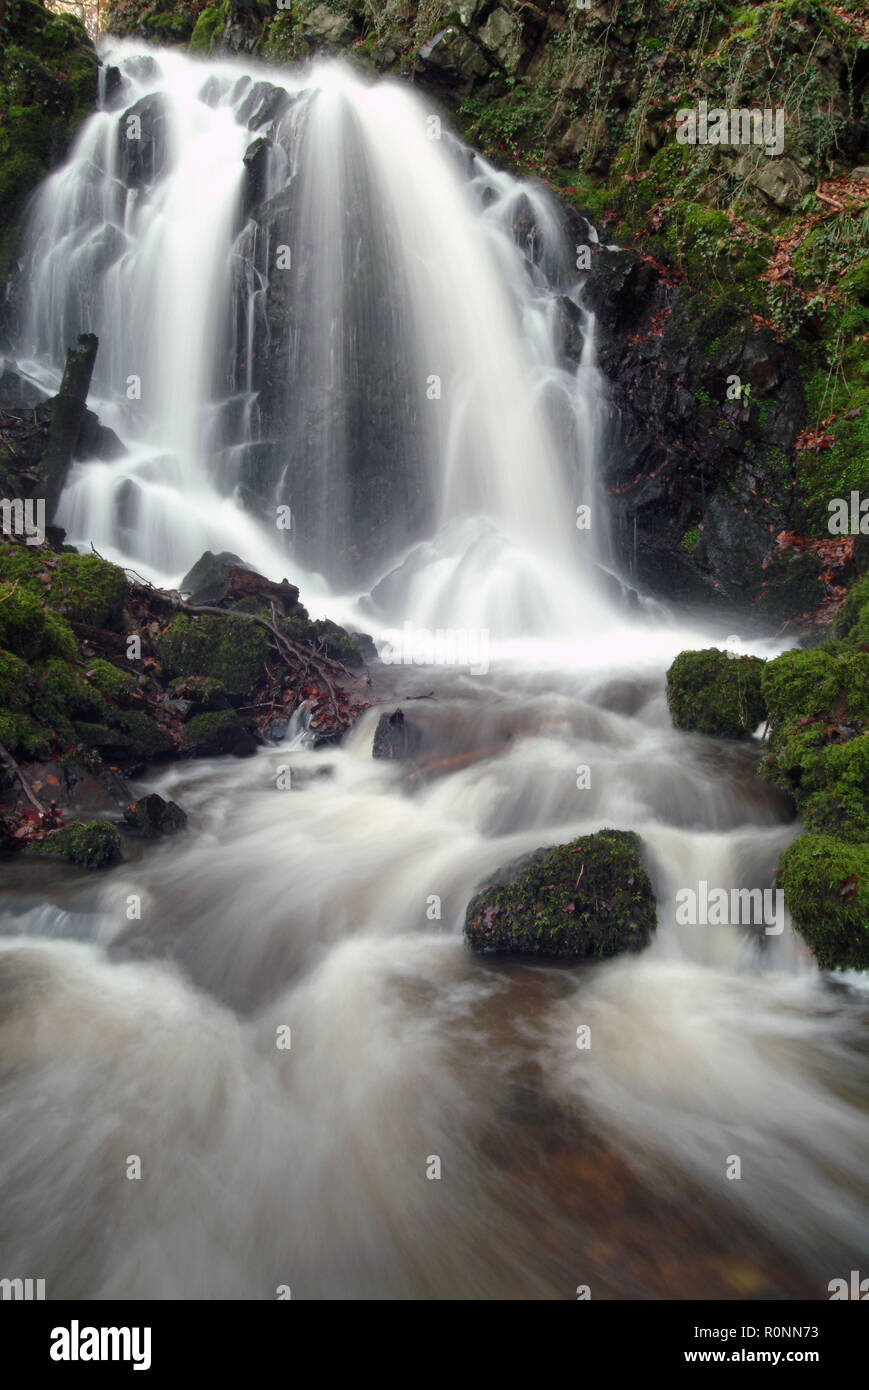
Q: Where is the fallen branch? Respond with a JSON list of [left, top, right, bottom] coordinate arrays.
[[0, 739, 46, 814]]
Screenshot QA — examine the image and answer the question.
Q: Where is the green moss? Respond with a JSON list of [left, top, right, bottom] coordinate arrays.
[[0, 542, 44, 589], [800, 735, 869, 840], [33, 655, 109, 726], [832, 574, 869, 646], [779, 834, 869, 971], [190, 1, 228, 52], [48, 553, 127, 630], [42, 610, 77, 661], [116, 709, 175, 758], [156, 612, 269, 694], [0, 0, 97, 277], [763, 647, 869, 731], [667, 648, 767, 738], [183, 708, 243, 756], [37, 820, 123, 870], [464, 829, 657, 958], [0, 582, 48, 661], [0, 710, 51, 760], [86, 658, 137, 703], [0, 648, 33, 711], [761, 644, 869, 846]]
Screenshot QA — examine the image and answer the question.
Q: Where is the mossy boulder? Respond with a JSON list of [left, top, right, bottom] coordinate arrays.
[[49, 553, 127, 630], [86, 658, 138, 704], [36, 820, 123, 870], [761, 648, 869, 818], [156, 612, 269, 694], [779, 834, 869, 971], [666, 648, 767, 738], [182, 709, 254, 757], [0, 578, 78, 663], [464, 829, 657, 959]]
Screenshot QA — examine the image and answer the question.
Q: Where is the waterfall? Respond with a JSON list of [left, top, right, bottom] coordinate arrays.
[[3, 39, 867, 1303], [13, 39, 610, 637]]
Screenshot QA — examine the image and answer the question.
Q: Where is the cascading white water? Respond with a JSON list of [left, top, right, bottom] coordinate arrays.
[[1, 40, 867, 1301], [14, 41, 608, 635]]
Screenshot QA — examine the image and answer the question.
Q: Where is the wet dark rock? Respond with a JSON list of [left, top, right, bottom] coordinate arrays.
[[464, 829, 657, 958], [179, 550, 255, 605], [587, 253, 806, 610], [117, 93, 169, 189], [373, 709, 421, 761], [123, 792, 187, 837], [236, 81, 292, 131], [243, 137, 271, 213], [103, 64, 124, 109], [0, 366, 46, 411], [76, 410, 127, 461], [417, 28, 491, 93]]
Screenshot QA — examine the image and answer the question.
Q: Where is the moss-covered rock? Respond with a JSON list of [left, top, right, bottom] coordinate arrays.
[[36, 819, 123, 869], [464, 829, 657, 959], [667, 648, 767, 738], [156, 611, 269, 694], [86, 658, 138, 704], [779, 834, 869, 971], [49, 553, 127, 630], [182, 708, 249, 757], [761, 645, 869, 838], [0, 581, 79, 663]]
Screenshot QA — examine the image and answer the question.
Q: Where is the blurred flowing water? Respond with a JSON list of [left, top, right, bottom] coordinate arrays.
[[0, 43, 866, 1300]]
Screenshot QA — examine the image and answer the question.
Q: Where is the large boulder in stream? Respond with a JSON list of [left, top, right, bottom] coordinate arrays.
[[667, 649, 766, 739], [464, 829, 657, 959]]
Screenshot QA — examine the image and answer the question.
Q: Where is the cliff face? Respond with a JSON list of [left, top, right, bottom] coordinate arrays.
[[0, 0, 99, 283]]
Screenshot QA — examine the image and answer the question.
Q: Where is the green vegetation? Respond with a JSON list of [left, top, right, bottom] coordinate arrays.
[[464, 829, 657, 958], [779, 835, 869, 970], [666, 648, 767, 738], [0, 0, 98, 280], [36, 819, 123, 869], [156, 611, 269, 693]]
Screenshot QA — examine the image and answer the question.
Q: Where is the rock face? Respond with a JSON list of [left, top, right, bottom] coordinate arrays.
[[667, 649, 767, 739], [577, 247, 807, 610], [464, 829, 657, 958]]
